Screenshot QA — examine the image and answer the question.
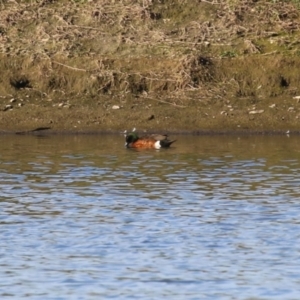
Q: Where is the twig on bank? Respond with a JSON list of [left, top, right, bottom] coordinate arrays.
[[15, 127, 51, 135], [261, 51, 278, 56], [61, 25, 108, 31], [52, 61, 87, 72]]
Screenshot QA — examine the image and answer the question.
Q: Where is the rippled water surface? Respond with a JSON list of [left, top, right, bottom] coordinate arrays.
[[1, 134, 300, 299]]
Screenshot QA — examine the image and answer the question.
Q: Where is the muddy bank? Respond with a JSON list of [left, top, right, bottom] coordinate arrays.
[[0, 96, 299, 135]]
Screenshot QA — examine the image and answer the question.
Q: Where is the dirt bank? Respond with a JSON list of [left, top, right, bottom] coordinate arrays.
[[1, 0, 300, 133]]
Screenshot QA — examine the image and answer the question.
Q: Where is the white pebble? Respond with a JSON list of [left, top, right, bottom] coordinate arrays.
[[249, 110, 264, 114]]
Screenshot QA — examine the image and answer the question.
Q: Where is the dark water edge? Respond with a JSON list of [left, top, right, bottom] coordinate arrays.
[[0, 128, 299, 136]]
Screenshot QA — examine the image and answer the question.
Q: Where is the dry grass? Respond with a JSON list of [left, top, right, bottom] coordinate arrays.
[[1, 0, 300, 97]]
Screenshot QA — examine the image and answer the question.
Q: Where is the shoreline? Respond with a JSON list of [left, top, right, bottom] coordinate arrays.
[[0, 128, 297, 136]]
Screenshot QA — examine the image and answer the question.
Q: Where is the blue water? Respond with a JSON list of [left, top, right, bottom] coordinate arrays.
[[1, 134, 300, 299]]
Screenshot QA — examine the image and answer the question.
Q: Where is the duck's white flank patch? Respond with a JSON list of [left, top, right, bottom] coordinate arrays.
[[154, 140, 161, 149]]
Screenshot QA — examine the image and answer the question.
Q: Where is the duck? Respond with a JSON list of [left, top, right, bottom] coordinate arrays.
[[125, 131, 176, 149]]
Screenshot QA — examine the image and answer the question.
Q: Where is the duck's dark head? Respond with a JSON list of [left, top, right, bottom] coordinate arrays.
[[125, 132, 139, 147]]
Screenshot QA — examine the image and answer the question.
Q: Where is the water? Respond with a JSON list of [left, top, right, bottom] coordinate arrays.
[[1, 134, 300, 299]]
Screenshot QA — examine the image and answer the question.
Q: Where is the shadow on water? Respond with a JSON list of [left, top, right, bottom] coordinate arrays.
[[0, 134, 300, 299]]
